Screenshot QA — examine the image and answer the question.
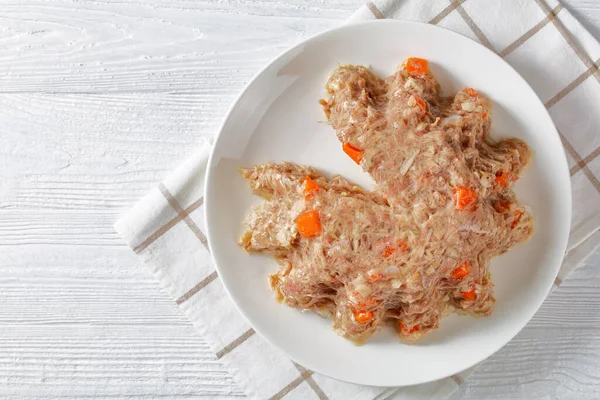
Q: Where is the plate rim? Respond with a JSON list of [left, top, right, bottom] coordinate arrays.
[[204, 18, 572, 387]]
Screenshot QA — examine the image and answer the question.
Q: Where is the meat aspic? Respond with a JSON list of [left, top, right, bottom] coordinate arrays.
[[239, 58, 533, 344]]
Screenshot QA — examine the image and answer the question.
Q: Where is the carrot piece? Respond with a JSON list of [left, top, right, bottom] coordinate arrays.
[[397, 241, 409, 252], [495, 170, 509, 186], [453, 187, 477, 210], [382, 247, 395, 258], [399, 322, 420, 335], [493, 199, 511, 213], [413, 95, 427, 114], [354, 310, 374, 324], [511, 210, 524, 229], [403, 57, 428, 76], [482, 111, 488, 119], [461, 288, 476, 301], [382, 240, 408, 258], [369, 272, 384, 281], [303, 176, 320, 199], [342, 143, 363, 164], [464, 88, 478, 97], [296, 210, 321, 238], [451, 261, 471, 279]]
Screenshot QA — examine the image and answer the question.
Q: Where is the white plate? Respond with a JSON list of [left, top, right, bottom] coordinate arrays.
[[204, 20, 571, 387]]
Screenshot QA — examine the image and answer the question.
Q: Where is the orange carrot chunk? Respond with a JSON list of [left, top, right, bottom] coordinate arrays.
[[414, 95, 427, 114], [369, 272, 384, 281], [303, 176, 320, 199], [403, 57, 429, 76], [382, 246, 395, 258], [451, 261, 471, 279], [453, 187, 477, 210], [461, 288, 476, 301], [397, 241, 409, 252], [399, 322, 420, 335], [495, 170, 509, 186], [511, 210, 524, 229], [343, 143, 363, 164], [354, 310, 374, 324], [382, 240, 408, 258], [296, 210, 321, 238], [482, 111, 488, 119], [464, 88, 478, 97]]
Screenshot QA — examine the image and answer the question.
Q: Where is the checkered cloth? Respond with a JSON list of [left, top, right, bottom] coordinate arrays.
[[115, 1, 600, 398]]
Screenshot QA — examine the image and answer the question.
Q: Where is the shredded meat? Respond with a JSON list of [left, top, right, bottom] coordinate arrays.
[[239, 60, 533, 344]]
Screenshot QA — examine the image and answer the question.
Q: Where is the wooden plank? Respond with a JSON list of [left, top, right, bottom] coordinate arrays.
[[0, 0, 358, 94], [0, 326, 244, 397], [457, 329, 600, 399], [0, 244, 245, 395], [0, 245, 182, 325], [0, 92, 222, 210], [0, 211, 122, 245]]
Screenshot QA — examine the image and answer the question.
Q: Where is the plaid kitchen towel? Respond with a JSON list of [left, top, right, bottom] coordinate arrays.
[[115, 0, 600, 398]]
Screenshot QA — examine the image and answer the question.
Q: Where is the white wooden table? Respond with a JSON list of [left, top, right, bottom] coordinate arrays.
[[1, 1, 599, 398]]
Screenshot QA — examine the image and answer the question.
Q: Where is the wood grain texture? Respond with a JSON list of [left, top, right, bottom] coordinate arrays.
[[0, 0, 599, 398], [0, 0, 356, 94], [0, 326, 242, 397]]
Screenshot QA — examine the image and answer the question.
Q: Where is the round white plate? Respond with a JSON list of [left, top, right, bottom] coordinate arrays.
[[204, 20, 571, 387]]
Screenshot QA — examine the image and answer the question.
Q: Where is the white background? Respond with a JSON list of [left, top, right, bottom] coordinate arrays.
[[1, 0, 599, 398]]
